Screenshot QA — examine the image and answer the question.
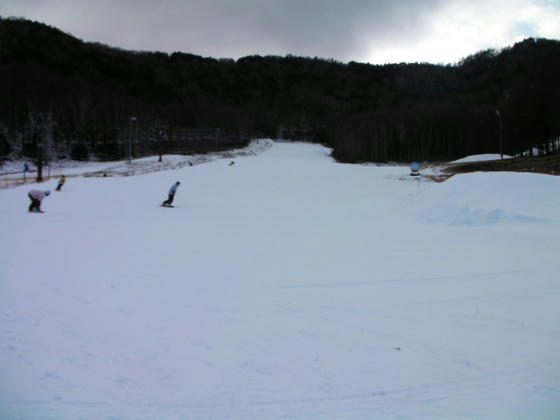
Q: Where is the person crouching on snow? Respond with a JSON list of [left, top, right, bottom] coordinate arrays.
[[28, 189, 50, 212], [162, 181, 180, 206]]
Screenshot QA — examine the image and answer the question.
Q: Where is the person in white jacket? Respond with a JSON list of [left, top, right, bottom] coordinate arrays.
[[28, 189, 50, 212], [162, 181, 180, 207]]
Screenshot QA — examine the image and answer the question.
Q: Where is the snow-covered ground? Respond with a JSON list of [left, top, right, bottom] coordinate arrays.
[[1, 141, 559, 419]]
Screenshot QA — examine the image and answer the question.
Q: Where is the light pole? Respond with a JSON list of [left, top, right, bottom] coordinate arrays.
[[496, 110, 503, 160], [158, 130, 163, 162], [128, 116, 136, 163]]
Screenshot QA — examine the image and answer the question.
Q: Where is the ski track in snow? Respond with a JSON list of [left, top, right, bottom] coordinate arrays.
[[1, 141, 560, 419]]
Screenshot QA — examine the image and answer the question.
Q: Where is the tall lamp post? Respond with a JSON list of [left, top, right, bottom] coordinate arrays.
[[128, 116, 136, 163], [496, 110, 504, 160]]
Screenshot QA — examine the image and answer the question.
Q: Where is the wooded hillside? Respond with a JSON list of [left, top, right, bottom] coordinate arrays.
[[1, 17, 559, 163]]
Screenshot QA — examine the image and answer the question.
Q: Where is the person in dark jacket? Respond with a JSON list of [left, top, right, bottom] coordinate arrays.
[[55, 175, 66, 191], [162, 181, 180, 206], [28, 189, 50, 212]]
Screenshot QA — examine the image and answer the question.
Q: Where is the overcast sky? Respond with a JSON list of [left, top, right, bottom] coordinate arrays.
[[2, 0, 559, 64]]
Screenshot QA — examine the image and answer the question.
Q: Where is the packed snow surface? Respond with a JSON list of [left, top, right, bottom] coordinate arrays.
[[1, 142, 559, 419]]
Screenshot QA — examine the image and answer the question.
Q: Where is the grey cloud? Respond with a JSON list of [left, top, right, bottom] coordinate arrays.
[[2, 0, 554, 63], [1, 0, 449, 61]]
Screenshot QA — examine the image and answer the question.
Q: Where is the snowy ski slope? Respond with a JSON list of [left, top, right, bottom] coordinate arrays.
[[1, 141, 559, 419]]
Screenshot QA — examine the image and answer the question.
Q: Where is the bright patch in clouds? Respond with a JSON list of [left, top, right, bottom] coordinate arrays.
[[367, 0, 560, 64]]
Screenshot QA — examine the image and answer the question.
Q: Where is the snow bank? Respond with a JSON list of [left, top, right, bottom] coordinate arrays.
[[0, 139, 273, 188], [450, 153, 512, 163], [416, 171, 560, 226]]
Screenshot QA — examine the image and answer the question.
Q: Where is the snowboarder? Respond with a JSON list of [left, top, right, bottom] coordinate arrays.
[[55, 175, 66, 191], [162, 181, 180, 207], [28, 189, 50, 213]]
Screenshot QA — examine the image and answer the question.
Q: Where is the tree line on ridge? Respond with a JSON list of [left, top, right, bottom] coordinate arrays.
[[1, 17, 559, 164]]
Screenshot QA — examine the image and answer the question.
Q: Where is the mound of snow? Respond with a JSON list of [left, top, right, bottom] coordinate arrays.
[[415, 171, 560, 225], [450, 154, 512, 163]]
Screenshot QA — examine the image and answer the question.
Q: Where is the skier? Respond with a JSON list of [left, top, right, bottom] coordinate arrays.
[[162, 181, 180, 207], [55, 175, 66, 191], [28, 189, 50, 213]]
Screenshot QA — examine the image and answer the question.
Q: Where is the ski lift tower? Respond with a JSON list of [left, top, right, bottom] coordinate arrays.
[[29, 112, 54, 182]]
